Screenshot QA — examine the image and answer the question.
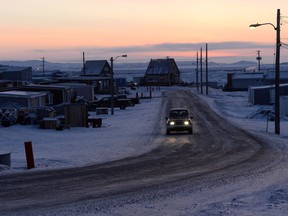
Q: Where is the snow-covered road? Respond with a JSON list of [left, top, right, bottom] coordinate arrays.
[[1, 86, 288, 215]]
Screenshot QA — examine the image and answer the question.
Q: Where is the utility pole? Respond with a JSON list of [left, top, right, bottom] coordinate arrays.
[[83, 52, 86, 75], [256, 50, 262, 71], [275, 9, 280, 134], [248, 9, 280, 134], [200, 47, 203, 94], [206, 43, 208, 95], [196, 52, 199, 91], [110, 55, 127, 115], [41, 57, 45, 76], [110, 57, 114, 115]]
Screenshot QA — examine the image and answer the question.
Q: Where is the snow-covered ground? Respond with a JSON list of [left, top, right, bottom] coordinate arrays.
[[0, 87, 163, 173], [1, 86, 287, 174], [1, 86, 288, 215]]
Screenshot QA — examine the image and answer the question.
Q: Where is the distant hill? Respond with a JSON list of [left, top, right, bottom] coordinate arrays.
[[2, 59, 288, 72], [0, 60, 82, 72], [229, 60, 257, 65]]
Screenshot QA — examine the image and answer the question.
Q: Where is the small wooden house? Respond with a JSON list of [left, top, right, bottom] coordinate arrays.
[[144, 58, 180, 85], [81, 60, 112, 77], [57, 60, 112, 94]]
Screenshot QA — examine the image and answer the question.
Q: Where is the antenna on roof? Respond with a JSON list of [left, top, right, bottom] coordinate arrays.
[[256, 50, 262, 71]]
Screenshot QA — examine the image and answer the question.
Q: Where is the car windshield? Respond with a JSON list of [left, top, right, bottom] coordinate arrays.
[[169, 110, 189, 118]]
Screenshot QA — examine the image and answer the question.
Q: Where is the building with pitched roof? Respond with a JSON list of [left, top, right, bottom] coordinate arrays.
[[143, 58, 180, 85], [58, 60, 113, 94], [0, 65, 32, 87], [81, 60, 112, 77]]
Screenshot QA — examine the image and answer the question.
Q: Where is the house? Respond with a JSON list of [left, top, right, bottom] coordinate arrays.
[[0, 65, 32, 86], [81, 60, 112, 77], [143, 58, 180, 85], [0, 90, 47, 109], [58, 60, 112, 94]]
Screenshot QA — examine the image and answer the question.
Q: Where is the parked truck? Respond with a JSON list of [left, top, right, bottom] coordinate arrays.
[[89, 95, 131, 111]]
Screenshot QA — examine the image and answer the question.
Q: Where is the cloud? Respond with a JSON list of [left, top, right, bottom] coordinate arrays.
[[26, 41, 276, 63], [31, 41, 273, 54], [81, 41, 274, 53]]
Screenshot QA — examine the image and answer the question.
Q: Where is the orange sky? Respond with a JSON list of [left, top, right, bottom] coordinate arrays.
[[0, 0, 287, 63]]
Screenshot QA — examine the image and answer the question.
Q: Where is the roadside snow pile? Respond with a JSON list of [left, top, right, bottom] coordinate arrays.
[[267, 189, 288, 206], [247, 107, 275, 120]]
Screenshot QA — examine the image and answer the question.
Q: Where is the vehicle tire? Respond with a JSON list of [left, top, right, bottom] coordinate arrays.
[[166, 129, 170, 135], [189, 128, 193, 134]]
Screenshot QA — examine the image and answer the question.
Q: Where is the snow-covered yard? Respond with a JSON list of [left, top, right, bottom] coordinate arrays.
[[1, 86, 288, 173], [0, 90, 162, 173]]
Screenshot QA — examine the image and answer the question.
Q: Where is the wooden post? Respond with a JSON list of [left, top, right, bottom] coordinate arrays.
[[24, 141, 35, 169], [200, 47, 203, 94]]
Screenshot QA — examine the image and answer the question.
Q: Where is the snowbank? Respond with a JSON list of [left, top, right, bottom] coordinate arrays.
[[1, 86, 288, 175]]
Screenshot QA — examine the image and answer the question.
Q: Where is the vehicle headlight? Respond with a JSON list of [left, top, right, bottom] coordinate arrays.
[[184, 121, 190, 125], [169, 121, 175, 126]]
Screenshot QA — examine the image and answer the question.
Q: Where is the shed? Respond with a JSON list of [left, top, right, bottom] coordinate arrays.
[[0, 90, 46, 108], [144, 58, 180, 85], [226, 72, 264, 91], [280, 96, 288, 117], [16, 84, 73, 105], [248, 83, 288, 105], [248, 85, 273, 105]]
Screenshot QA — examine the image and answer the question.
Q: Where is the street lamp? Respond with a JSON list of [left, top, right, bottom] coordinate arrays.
[[110, 54, 127, 115], [249, 9, 281, 134]]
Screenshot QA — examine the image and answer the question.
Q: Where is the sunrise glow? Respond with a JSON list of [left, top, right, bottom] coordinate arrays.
[[1, 0, 287, 63]]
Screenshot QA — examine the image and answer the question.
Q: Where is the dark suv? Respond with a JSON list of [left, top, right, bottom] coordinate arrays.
[[166, 108, 193, 135]]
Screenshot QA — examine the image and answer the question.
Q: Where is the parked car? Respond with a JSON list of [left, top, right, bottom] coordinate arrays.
[[166, 108, 193, 135]]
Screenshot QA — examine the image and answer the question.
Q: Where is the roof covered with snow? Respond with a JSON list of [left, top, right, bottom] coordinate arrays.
[[0, 90, 47, 98], [81, 60, 111, 76], [0, 65, 31, 72], [233, 72, 264, 79], [145, 58, 180, 75]]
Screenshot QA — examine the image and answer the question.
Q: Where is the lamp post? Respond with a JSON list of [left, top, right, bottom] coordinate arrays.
[[110, 55, 127, 115], [249, 9, 281, 134]]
